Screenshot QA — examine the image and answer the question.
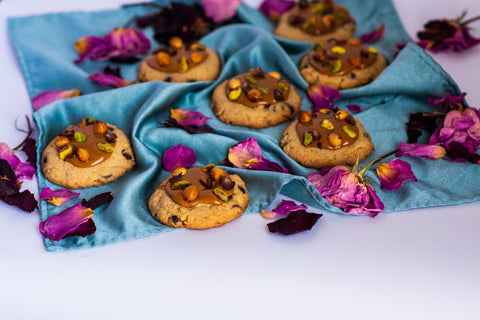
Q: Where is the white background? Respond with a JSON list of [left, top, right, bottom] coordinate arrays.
[[1, 0, 480, 319]]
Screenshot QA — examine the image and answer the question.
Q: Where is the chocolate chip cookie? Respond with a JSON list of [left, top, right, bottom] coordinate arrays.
[[148, 165, 249, 229], [41, 117, 135, 189]]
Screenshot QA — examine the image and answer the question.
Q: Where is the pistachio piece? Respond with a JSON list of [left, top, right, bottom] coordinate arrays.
[[201, 163, 216, 173], [320, 119, 335, 131], [331, 46, 346, 54], [313, 43, 323, 51], [228, 87, 242, 101], [342, 125, 357, 138], [76, 148, 90, 162], [298, 110, 312, 123], [73, 132, 87, 143], [302, 17, 316, 32], [328, 133, 342, 147], [303, 132, 313, 146], [319, 109, 331, 114], [245, 75, 258, 84], [268, 71, 281, 80], [97, 142, 114, 153], [213, 188, 228, 202], [331, 60, 343, 73], [277, 81, 289, 91], [157, 52, 171, 66], [171, 180, 191, 190], [368, 47, 379, 55], [335, 11, 346, 19], [81, 117, 95, 126], [172, 167, 187, 177], [183, 185, 199, 201], [257, 85, 270, 94], [59, 144, 73, 160], [178, 56, 188, 71], [55, 136, 70, 148], [311, 4, 325, 13]]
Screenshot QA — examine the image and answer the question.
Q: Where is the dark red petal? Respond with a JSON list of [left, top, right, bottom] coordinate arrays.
[[21, 137, 37, 167], [267, 210, 322, 235], [63, 219, 97, 239], [0, 159, 20, 197], [2, 189, 38, 213], [81, 192, 114, 210]]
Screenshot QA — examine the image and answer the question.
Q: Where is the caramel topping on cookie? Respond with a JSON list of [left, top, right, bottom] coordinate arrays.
[[296, 109, 359, 149], [164, 165, 235, 208], [146, 38, 209, 73], [308, 38, 378, 76], [288, 0, 353, 35], [56, 118, 117, 168], [225, 67, 290, 108]]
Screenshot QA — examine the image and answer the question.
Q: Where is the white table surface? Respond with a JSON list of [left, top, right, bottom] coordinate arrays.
[[1, 0, 480, 319]]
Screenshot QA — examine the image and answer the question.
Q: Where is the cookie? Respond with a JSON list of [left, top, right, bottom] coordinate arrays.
[[274, 0, 356, 45], [148, 165, 250, 230], [211, 67, 301, 128], [41, 117, 136, 189], [281, 108, 374, 168], [299, 38, 387, 89], [138, 37, 220, 83]]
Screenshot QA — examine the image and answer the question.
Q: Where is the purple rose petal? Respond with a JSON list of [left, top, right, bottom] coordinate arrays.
[[272, 199, 308, 215], [40, 187, 80, 206], [0, 143, 36, 180], [39, 204, 95, 241], [202, 0, 242, 23], [396, 142, 446, 160], [163, 145, 197, 172], [376, 158, 418, 191], [428, 92, 466, 112], [347, 104, 362, 113], [308, 84, 341, 113], [170, 109, 212, 127], [259, 0, 295, 19], [31, 89, 81, 111], [360, 23, 385, 44], [88, 73, 136, 88]]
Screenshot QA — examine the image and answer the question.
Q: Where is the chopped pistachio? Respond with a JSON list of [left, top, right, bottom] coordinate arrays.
[[257, 85, 270, 94], [213, 188, 228, 202], [97, 142, 114, 153], [303, 132, 313, 146], [367, 47, 379, 55], [277, 82, 288, 91], [245, 75, 258, 84], [331, 46, 346, 54], [321, 119, 335, 131], [171, 180, 191, 190], [178, 56, 189, 71], [311, 4, 325, 13], [331, 60, 343, 73], [201, 163, 216, 172], [73, 132, 87, 143], [59, 144, 73, 160], [228, 87, 242, 101], [342, 125, 357, 138], [319, 109, 331, 114]]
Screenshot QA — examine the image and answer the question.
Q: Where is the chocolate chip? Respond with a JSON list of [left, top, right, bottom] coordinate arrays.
[[249, 67, 265, 78], [164, 76, 172, 82], [326, 53, 339, 60], [221, 175, 235, 190], [43, 156, 48, 164], [360, 49, 370, 58], [321, 61, 331, 68], [238, 185, 246, 194], [273, 88, 285, 102], [106, 132, 117, 143], [59, 128, 74, 137], [169, 215, 180, 225], [200, 175, 214, 189], [122, 150, 133, 160], [327, 38, 337, 43], [102, 174, 112, 179], [232, 205, 242, 209], [289, 15, 305, 26], [242, 83, 252, 93], [187, 79, 196, 82], [350, 72, 356, 79], [324, 7, 334, 14], [298, 0, 309, 9], [263, 104, 271, 110], [285, 103, 294, 114], [346, 115, 356, 125], [317, 142, 322, 148], [168, 174, 182, 184]]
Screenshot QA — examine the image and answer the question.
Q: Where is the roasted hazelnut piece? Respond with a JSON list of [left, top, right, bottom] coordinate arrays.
[[157, 52, 171, 66], [183, 185, 199, 201], [55, 136, 70, 148], [94, 120, 108, 134], [172, 167, 187, 177], [76, 148, 90, 162], [210, 167, 225, 182], [328, 133, 343, 148], [247, 89, 262, 102], [190, 52, 204, 64], [298, 110, 313, 123], [335, 110, 349, 120], [169, 37, 183, 49]]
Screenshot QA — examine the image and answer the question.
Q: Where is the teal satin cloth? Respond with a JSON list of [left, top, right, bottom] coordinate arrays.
[[8, 0, 480, 251]]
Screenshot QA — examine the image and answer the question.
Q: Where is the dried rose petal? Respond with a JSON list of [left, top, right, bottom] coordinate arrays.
[[81, 192, 114, 210], [259, 0, 295, 20], [39, 204, 95, 241], [308, 166, 384, 217], [163, 145, 197, 172], [376, 158, 418, 191], [308, 84, 341, 113], [2, 189, 38, 213], [267, 210, 322, 235], [31, 89, 81, 111], [39, 187, 80, 206], [21, 137, 36, 167], [447, 142, 480, 164], [88, 73, 136, 88], [360, 23, 385, 44], [75, 28, 150, 64], [228, 138, 289, 173], [347, 104, 362, 113], [170, 109, 212, 127], [396, 142, 447, 160], [272, 199, 308, 215], [429, 92, 466, 112], [202, 0, 241, 23], [0, 143, 36, 180], [0, 159, 20, 197]]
